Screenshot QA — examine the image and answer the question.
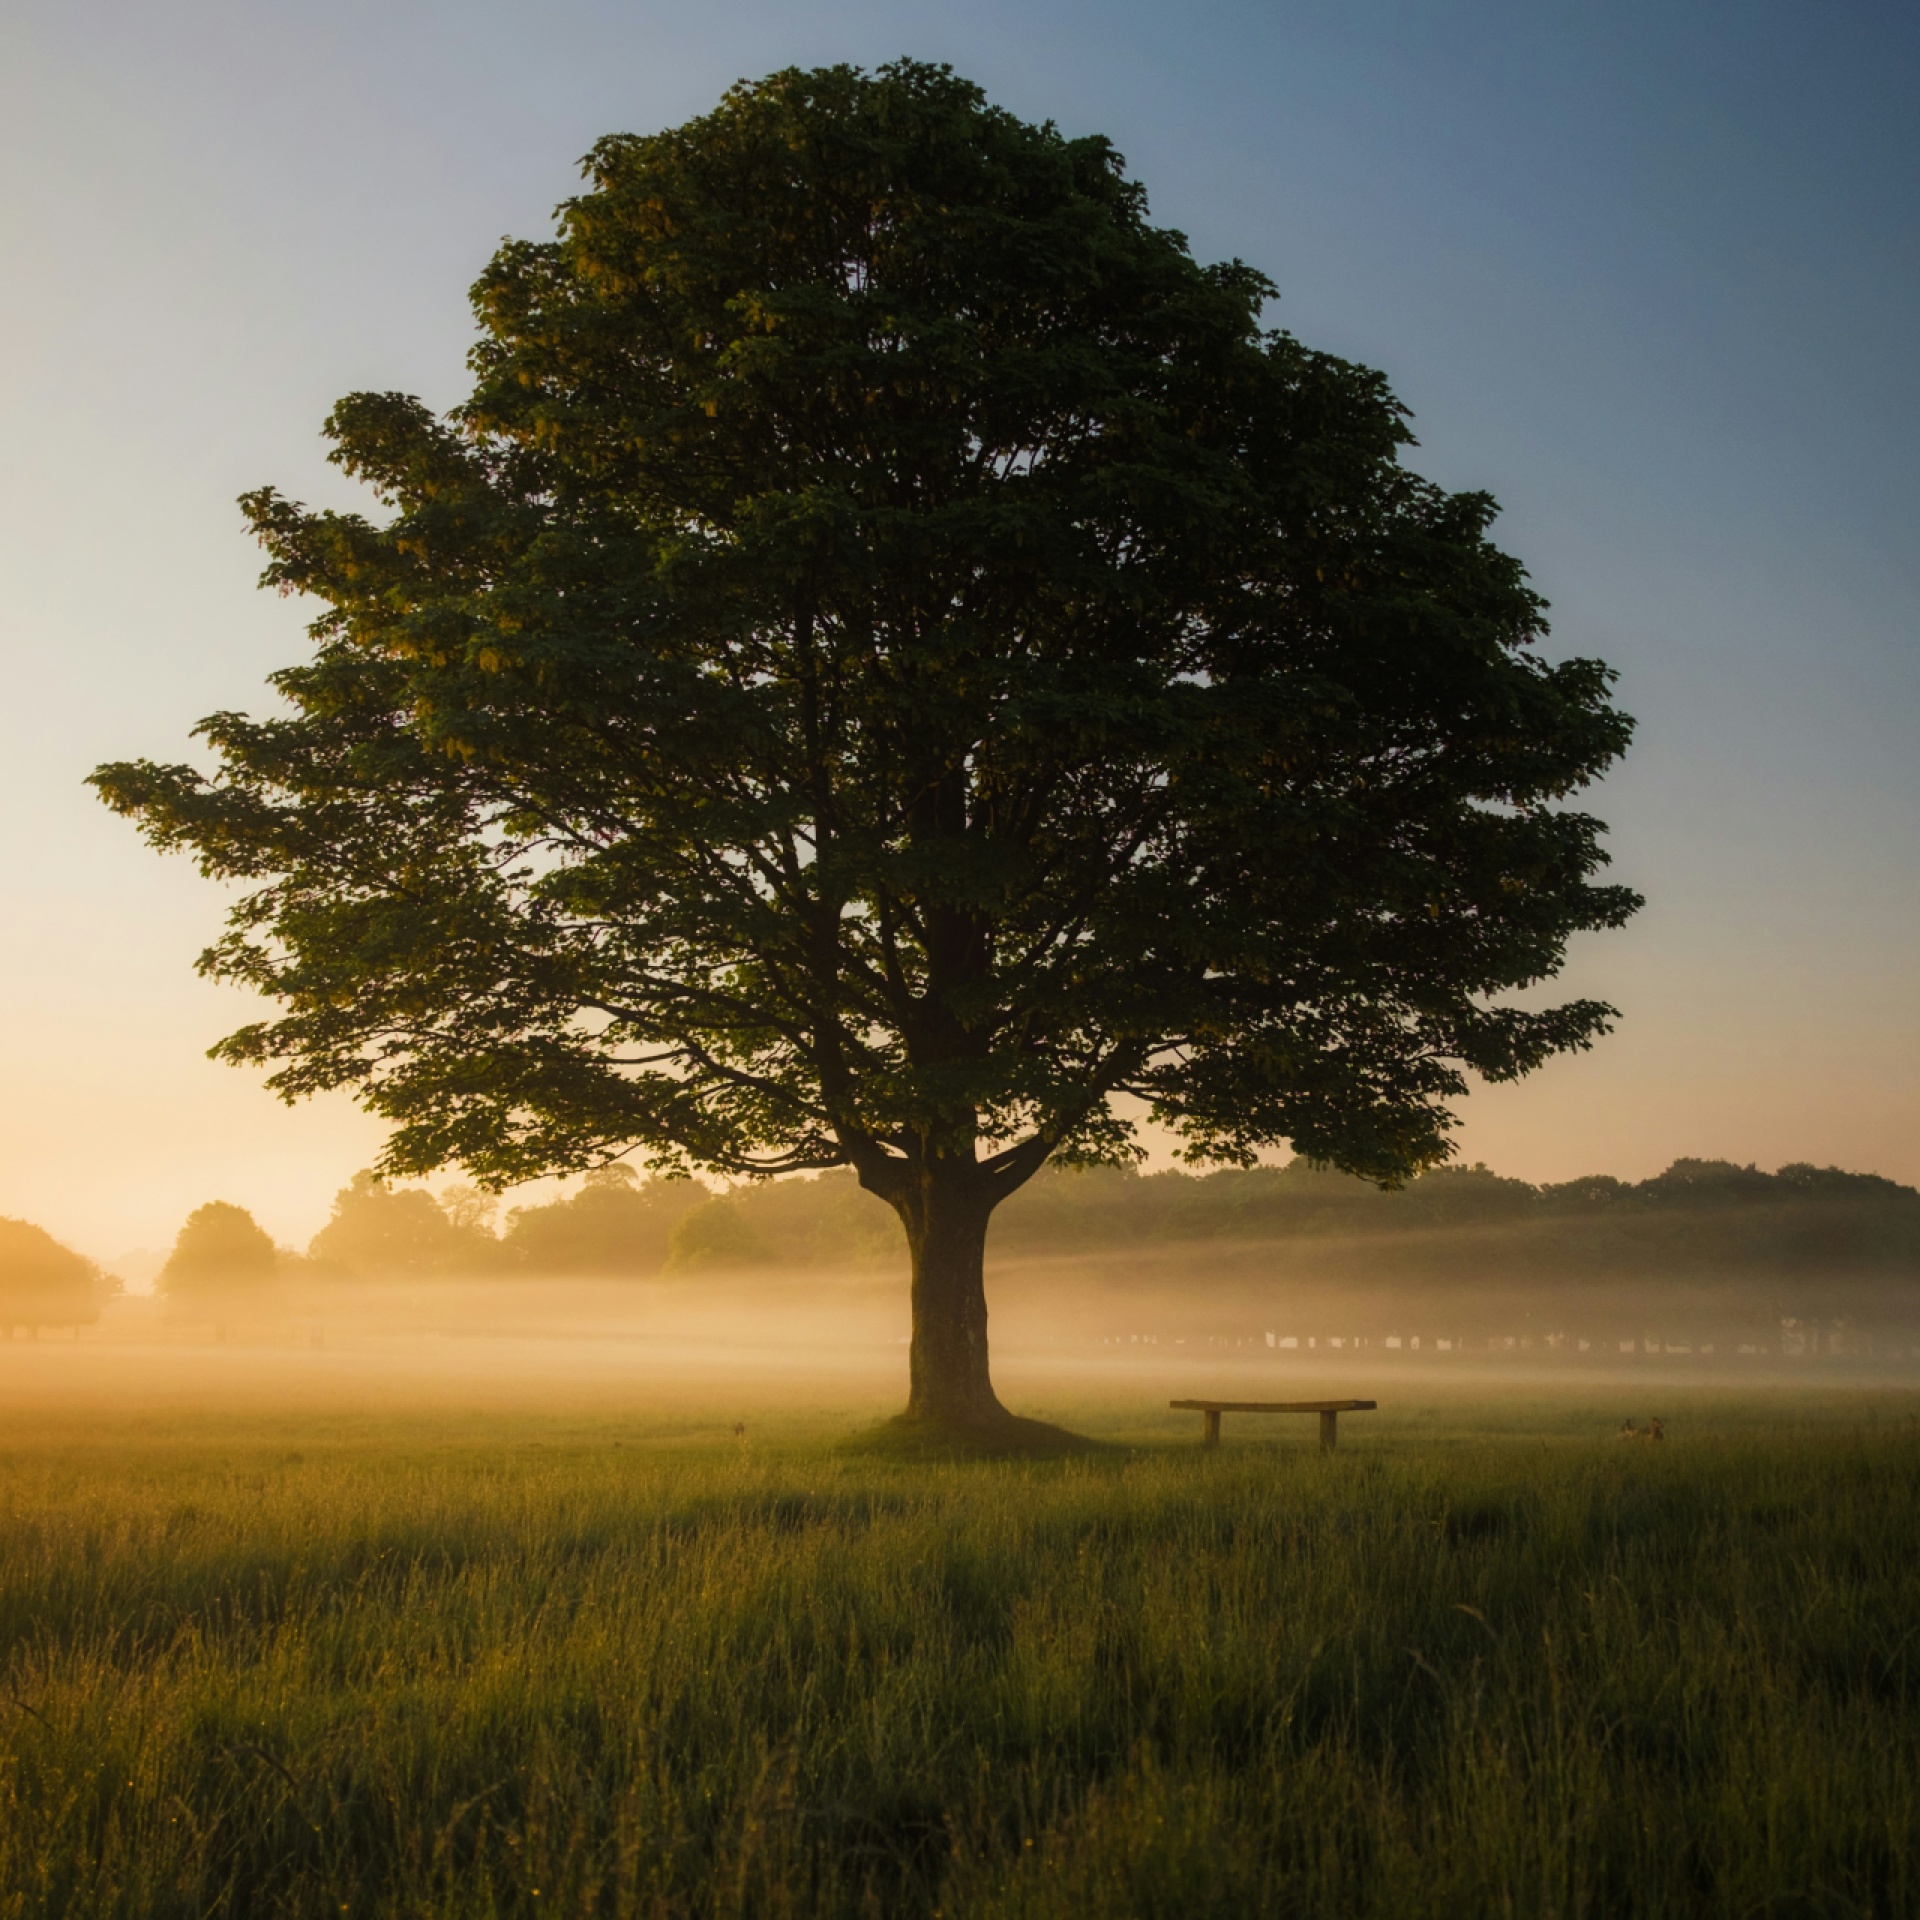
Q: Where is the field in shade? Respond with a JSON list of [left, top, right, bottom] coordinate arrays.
[[1, 1346, 1917, 1918]]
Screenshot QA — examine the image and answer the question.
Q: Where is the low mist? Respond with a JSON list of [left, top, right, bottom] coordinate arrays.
[[5, 1155, 1918, 1433]]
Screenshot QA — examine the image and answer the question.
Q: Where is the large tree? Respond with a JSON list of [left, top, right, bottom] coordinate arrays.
[[94, 62, 1637, 1439]]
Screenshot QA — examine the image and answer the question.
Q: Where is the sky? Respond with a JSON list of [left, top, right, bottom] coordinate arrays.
[[2, 0, 1916, 1261]]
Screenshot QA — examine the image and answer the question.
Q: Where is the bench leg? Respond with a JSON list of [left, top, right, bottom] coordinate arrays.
[[1203, 1409, 1221, 1450], [1319, 1410, 1338, 1452]]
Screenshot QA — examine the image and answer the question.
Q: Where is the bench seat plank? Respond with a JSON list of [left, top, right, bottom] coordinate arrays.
[[1169, 1399, 1377, 1413]]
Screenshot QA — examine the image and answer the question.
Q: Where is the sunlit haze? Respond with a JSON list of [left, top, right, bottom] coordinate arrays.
[[3, 0, 1915, 1260]]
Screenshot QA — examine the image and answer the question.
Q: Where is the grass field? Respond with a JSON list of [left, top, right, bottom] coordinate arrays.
[[2, 1365, 1918, 1918]]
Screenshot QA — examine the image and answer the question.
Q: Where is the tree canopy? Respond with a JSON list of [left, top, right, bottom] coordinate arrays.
[[499, 1164, 709, 1274], [92, 61, 1637, 1433], [0, 1219, 101, 1328], [308, 1170, 497, 1278], [665, 1198, 772, 1273], [160, 1201, 278, 1301]]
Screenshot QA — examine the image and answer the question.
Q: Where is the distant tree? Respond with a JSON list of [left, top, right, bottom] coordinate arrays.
[[0, 1219, 102, 1332], [91, 62, 1638, 1440], [1538, 1174, 1634, 1212], [1535, 1162, 1920, 1218], [1392, 1162, 1539, 1228], [665, 1199, 772, 1274], [501, 1164, 709, 1274], [728, 1169, 905, 1268], [1634, 1159, 1778, 1208], [437, 1182, 500, 1234], [308, 1171, 491, 1278], [1772, 1163, 1916, 1205], [160, 1202, 278, 1319], [990, 1157, 1540, 1251]]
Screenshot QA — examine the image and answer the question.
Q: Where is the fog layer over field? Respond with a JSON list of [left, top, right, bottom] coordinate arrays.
[[34, 1254, 1920, 1445], [8, 1156, 1920, 1412]]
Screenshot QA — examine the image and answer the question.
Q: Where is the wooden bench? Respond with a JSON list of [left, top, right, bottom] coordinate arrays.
[[1170, 1398, 1378, 1451]]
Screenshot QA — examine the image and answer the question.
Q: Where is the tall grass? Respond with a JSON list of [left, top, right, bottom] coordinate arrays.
[[2, 1399, 1917, 1916]]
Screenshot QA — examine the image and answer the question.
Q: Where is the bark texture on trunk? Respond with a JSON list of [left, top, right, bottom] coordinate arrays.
[[897, 1173, 1007, 1429]]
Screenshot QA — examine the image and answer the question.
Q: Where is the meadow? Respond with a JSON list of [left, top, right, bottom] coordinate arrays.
[[2, 1354, 1917, 1918]]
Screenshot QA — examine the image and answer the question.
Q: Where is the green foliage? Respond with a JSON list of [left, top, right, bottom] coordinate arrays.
[[159, 1200, 278, 1300], [664, 1197, 772, 1272], [307, 1170, 498, 1278], [990, 1156, 1920, 1266], [277, 1155, 1920, 1281], [1, 1400, 1916, 1916], [500, 1163, 710, 1274], [0, 1219, 99, 1327], [89, 59, 1636, 1216], [292, 1163, 894, 1278], [728, 1167, 906, 1267], [996, 1157, 1538, 1248]]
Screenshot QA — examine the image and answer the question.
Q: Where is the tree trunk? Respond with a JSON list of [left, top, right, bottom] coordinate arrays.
[[897, 1173, 1007, 1431]]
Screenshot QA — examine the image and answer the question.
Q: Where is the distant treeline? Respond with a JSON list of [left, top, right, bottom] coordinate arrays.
[[991, 1158, 1920, 1278], [293, 1166, 900, 1282], [6, 1155, 1916, 1319], [203, 1155, 1920, 1288]]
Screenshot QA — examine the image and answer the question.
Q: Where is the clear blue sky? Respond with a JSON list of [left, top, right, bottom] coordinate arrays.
[[3, 0, 1915, 1256]]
